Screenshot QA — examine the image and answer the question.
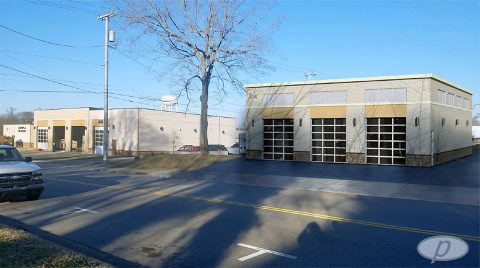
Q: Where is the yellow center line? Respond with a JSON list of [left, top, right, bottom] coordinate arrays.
[[49, 177, 480, 242]]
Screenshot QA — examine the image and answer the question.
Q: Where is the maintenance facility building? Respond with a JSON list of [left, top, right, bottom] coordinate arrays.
[[245, 74, 472, 166], [32, 107, 237, 155]]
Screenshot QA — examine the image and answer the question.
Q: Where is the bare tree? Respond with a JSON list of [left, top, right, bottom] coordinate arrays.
[[170, 129, 181, 153], [0, 108, 34, 135], [114, 0, 276, 155], [5, 107, 17, 122]]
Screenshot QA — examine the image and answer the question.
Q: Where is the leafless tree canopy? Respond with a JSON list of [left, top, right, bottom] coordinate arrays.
[[114, 0, 276, 154], [0, 107, 34, 136]]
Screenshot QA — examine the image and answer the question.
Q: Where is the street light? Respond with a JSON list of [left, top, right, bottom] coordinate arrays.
[[98, 12, 116, 161]]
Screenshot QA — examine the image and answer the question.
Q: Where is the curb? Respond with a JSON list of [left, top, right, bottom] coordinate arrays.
[[0, 215, 145, 268]]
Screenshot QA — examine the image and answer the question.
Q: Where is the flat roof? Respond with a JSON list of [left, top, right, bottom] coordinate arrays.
[[245, 74, 473, 95], [34, 107, 102, 111], [34, 107, 236, 119]]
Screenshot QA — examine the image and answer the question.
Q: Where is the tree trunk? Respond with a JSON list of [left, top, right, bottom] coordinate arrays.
[[200, 78, 209, 156]]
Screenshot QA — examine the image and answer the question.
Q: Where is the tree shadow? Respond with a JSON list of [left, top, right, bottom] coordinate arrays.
[[2, 151, 478, 267], [189, 145, 479, 188]]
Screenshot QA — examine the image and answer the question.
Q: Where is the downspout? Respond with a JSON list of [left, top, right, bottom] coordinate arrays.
[[431, 131, 434, 166], [137, 108, 140, 156]]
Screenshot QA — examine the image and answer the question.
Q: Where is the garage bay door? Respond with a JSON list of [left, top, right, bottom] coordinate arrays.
[[263, 119, 294, 160], [311, 118, 346, 163], [366, 117, 406, 165]]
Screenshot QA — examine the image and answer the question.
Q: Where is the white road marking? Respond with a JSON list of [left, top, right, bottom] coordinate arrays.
[[237, 243, 297, 262], [61, 207, 99, 215]]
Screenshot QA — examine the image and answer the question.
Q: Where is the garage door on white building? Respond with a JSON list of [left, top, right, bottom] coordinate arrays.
[[311, 118, 346, 163], [263, 119, 294, 160], [37, 127, 48, 150], [366, 117, 406, 165]]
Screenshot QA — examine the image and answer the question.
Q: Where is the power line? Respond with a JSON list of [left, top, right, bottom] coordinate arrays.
[[1, 50, 156, 99], [0, 89, 87, 93], [0, 64, 141, 105], [0, 24, 103, 48], [109, 45, 162, 76], [66, 0, 109, 10], [0, 64, 169, 108], [267, 59, 338, 79], [0, 49, 103, 66], [24, 0, 100, 15]]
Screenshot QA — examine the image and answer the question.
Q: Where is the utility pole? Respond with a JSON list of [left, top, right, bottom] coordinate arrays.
[[98, 12, 116, 161], [304, 71, 317, 80]]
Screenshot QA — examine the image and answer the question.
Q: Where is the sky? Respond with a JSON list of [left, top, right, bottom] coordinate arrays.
[[0, 0, 479, 125]]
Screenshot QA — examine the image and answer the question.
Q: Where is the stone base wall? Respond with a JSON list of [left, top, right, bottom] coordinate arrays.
[[293, 151, 310, 162], [434, 146, 472, 165], [114, 150, 137, 157], [406, 155, 431, 167], [15, 142, 34, 149], [346, 153, 365, 164], [246, 150, 263, 160]]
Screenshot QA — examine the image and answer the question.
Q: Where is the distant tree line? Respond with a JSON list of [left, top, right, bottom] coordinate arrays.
[[0, 107, 34, 135]]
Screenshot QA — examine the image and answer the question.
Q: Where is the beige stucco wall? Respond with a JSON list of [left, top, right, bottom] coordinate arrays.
[[33, 108, 102, 152], [246, 77, 433, 156], [430, 80, 472, 153]]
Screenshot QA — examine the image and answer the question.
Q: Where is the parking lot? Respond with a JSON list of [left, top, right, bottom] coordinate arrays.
[[1, 147, 479, 267]]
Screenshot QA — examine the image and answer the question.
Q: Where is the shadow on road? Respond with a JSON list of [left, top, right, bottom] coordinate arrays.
[[2, 147, 479, 267]]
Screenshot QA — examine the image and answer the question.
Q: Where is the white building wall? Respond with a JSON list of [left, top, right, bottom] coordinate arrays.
[[109, 109, 139, 153], [3, 124, 34, 147], [137, 109, 236, 152], [102, 108, 237, 153]]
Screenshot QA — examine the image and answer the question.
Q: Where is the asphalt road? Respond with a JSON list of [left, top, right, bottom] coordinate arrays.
[[1, 156, 479, 267]]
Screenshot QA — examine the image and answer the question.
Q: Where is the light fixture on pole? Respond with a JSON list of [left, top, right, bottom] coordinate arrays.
[[98, 12, 116, 161]]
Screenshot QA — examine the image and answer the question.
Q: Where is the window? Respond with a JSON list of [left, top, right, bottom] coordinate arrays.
[[261, 93, 294, 106], [94, 128, 104, 146], [310, 91, 347, 104], [37, 128, 48, 143], [447, 93, 454, 106], [463, 98, 469, 109], [365, 88, 406, 103], [436, 89, 446, 104], [456, 96, 462, 108]]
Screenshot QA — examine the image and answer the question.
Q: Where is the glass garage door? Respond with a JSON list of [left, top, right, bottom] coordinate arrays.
[[94, 127, 104, 155], [366, 117, 406, 165], [263, 119, 294, 160], [37, 127, 48, 150], [311, 118, 346, 163]]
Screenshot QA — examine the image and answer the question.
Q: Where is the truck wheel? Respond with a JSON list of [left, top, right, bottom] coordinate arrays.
[[27, 191, 41, 201]]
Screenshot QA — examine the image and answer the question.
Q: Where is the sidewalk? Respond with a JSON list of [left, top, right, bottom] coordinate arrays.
[[106, 167, 479, 207]]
